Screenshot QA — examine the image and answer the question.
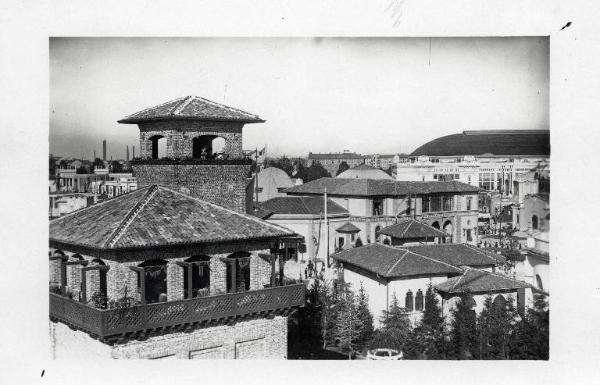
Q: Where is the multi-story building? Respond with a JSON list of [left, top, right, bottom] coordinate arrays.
[[395, 130, 550, 196], [307, 151, 366, 176], [284, 178, 481, 250], [49, 96, 305, 359], [364, 154, 398, 170]]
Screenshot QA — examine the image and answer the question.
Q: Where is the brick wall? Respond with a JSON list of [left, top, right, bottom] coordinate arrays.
[[133, 163, 251, 213], [106, 260, 140, 302], [49, 316, 288, 359], [137, 121, 244, 159], [166, 259, 184, 301]]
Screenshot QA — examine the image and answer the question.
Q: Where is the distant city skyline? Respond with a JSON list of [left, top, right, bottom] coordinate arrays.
[[50, 37, 549, 160]]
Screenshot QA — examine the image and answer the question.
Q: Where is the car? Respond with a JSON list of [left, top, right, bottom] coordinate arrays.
[[366, 348, 403, 360]]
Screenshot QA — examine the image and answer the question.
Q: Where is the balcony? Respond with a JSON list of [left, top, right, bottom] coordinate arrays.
[[49, 283, 305, 339]]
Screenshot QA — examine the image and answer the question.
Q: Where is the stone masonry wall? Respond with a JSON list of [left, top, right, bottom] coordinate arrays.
[[138, 121, 244, 159], [50, 316, 288, 359], [133, 163, 251, 212]]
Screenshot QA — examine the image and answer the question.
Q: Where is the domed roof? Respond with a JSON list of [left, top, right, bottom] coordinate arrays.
[[337, 164, 393, 180], [411, 130, 550, 157], [257, 167, 294, 186]]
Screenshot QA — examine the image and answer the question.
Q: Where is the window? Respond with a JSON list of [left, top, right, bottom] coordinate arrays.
[[479, 172, 494, 191], [532, 215, 538, 230], [372, 198, 384, 216], [421, 196, 430, 213], [466, 197, 472, 211], [226, 252, 251, 293], [493, 295, 507, 310], [442, 196, 453, 211], [256, 187, 263, 193], [405, 290, 414, 312], [415, 289, 424, 311], [277, 187, 287, 193], [430, 196, 442, 212], [149, 135, 167, 159], [375, 226, 381, 243]]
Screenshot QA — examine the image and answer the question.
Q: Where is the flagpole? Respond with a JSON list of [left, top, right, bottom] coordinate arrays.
[[324, 187, 329, 268], [254, 148, 259, 209]]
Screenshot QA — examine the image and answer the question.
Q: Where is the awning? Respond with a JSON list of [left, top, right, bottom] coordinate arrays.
[[336, 222, 361, 234]]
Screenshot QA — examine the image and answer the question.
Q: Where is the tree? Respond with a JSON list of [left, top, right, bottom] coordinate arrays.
[[333, 287, 363, 359], [288, 278, 327, 359], [509, 293, 549, 359], [76, 166, 88, 174], [297, 162, 331, 182], [477, 295, 517, 359], [336, 161, 350, 176], [265, 156, 295, 177], [93, 158, 105, 168], [370, 292, 412, 353], [448, 293, 478, 359], [407, 285, 447, 359], [110, 160, 124, 173], [355, 283, 374, 350]]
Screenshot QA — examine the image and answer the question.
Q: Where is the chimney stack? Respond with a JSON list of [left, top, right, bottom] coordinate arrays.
[[126, 145, 130, 162], [132, 146, 135, 159], [102, 140, 107, 161]]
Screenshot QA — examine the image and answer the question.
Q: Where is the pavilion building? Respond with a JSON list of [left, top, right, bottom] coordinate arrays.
[[49, 96, 305, 359]]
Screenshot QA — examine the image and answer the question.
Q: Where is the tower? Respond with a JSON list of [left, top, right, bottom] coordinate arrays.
[[118, 96, 264, 212], [102, 140, 107, 161], [126, 145, 129, 162]]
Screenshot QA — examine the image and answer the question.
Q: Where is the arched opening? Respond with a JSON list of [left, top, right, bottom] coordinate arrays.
[[91, 258, 107, 299], [138, 259, 167, 304], [183, 255, 211, 299], [405, 290, 414, 312], [415, 289, 424, 311], [532, 215, 539, 230], [192, 135, 226, 159], [149, 135, 167, 159], [226, 252, 251, 293], [431, 221, 440, 229], [493, 294, 507, 311], [443, 220, 453, 235], [536, 274, 544, 291], [71, 253, 84, 261]]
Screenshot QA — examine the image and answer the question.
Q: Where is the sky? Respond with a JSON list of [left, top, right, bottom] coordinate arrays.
[[50, 37, 549, 160]]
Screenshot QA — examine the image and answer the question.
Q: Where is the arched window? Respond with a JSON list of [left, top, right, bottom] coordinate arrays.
[[149, 135, 167, 159], [532, 215, 538, 230], [536, 274, 544, 291], [443, 220, 453, 236], [431, 221, 440, 229], [226, 252, 251, 293], [415, 289, 424, 311], [493, 294, 507, 311], [192, 135, 226, 159], [405, 290, 414, 312], [183, 255, 211, 298]]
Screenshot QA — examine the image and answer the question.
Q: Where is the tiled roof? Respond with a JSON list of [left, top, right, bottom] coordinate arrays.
[[118, 96, 265, 124], [284, 178, 479, 197], [411, 130, 550, 157], [259, 196, 348, 216], [404, 244, 506, 267], [336, 222, 361, 234], [49, 185, 294, 250], [308, 152, 365, 160], [434, 268, 533, 294], [332, 244, 463, 279], [379, 219, 447, 239]]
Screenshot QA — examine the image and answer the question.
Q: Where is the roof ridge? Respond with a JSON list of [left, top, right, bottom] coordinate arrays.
[[196, 96, 260, 119], [171, 95, 195, 115], [473, 267, 534, 287], [464, 243, 501, 262], [105, 185, 160, 248], [124, 96, 187, 119], [403, 248, 464, 272], [49, 186, 151, 224], [401, 220, 413, 238], [160, 185, 295, 235], [385, 249, 409, 277], [450, 267, 468, 291]]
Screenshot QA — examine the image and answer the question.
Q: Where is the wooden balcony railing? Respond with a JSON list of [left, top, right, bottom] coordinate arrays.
[[49, 283, 305, 338]]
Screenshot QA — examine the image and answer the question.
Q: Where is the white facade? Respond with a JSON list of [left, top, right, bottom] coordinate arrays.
[[396, 155, 549, 197]]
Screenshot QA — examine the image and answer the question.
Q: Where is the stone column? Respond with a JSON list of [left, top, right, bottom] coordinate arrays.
[[166, 260, 184, 301], [210, 257, 227, 295]]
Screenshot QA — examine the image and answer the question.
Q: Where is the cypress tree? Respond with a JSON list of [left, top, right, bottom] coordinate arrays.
[[448, 292, 478, 359], [356, 283, 374, 350], [410, 284, 447, 359]]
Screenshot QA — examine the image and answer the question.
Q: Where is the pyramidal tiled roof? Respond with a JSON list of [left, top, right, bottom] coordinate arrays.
[[404, 244, 506, 267], [49, 185, 294, 250], [259, 196, 348, 216], [434, 267, 534, 294], [332, 243, 463, 278], [379, 219, 447, 239], [118, 96, 265, 124]]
